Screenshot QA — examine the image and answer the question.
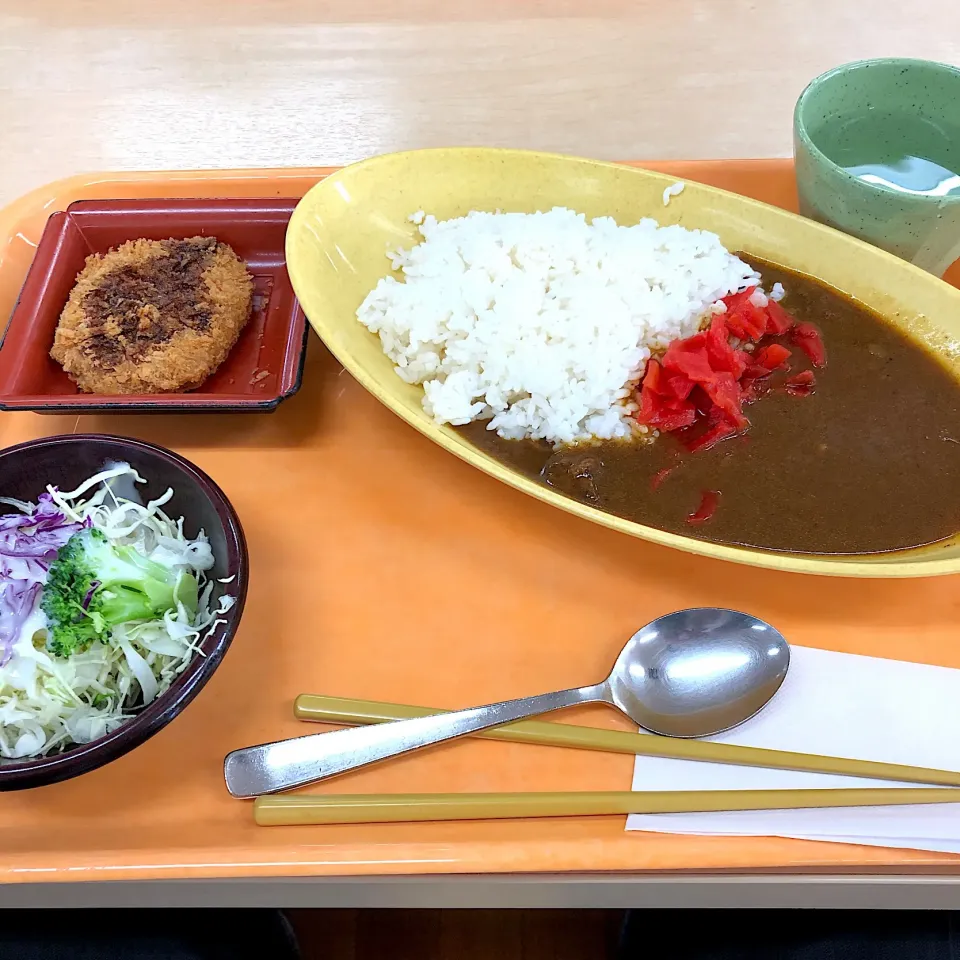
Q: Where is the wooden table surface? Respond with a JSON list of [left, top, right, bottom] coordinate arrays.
[[1, 0, 959, 207], [2, 0, 960, 911]]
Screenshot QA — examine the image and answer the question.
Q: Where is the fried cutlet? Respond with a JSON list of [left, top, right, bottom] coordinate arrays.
[[51, 236, 254, 394]]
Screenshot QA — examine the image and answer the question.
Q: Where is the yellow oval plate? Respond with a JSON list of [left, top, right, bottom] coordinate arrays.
[[286, 147, 960, 577]]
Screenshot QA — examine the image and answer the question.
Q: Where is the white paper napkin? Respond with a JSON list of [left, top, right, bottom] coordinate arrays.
[[625, 645, 960, 853]]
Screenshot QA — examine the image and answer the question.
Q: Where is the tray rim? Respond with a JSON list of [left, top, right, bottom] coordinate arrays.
[[0, 159, 788, 245]]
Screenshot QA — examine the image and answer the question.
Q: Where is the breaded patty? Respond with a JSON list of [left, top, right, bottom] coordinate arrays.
[[51, 236, 254, 394]]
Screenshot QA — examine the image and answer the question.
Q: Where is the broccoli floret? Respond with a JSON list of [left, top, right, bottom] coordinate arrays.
[[41, 528, 199, 658]]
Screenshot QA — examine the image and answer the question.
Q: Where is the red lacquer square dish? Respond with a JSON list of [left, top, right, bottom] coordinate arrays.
[[0, 198, 308, 412]]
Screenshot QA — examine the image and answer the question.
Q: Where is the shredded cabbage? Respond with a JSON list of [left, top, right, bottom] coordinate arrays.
[[0, 463, 235, 759]]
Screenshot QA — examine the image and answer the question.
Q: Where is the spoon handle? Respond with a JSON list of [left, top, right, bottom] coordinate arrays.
[[224, 684, 604, 798]]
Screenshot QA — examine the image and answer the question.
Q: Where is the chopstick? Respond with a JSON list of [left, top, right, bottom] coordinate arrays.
[[255, 787, 960, 826], [294, 694, 960, 787]]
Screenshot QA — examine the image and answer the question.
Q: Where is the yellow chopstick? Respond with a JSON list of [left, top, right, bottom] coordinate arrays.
[[255, 787, 960, 826], [295, 693, 960, 787]]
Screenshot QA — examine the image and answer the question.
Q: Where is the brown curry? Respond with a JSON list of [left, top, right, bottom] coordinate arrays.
[[458, 263, 960, 555]]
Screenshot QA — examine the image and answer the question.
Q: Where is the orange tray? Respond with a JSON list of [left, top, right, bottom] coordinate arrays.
[[1, 160, 959, 885]]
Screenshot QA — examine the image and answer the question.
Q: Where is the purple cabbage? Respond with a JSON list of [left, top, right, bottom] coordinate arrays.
[[0, 491, 85, 665], [81, 580, 101, 612], [0, 581, 41, 666]]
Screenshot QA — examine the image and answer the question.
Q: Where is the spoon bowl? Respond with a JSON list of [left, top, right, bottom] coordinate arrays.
[[607, 608, 790, 737], [224, 607, 790, 798]]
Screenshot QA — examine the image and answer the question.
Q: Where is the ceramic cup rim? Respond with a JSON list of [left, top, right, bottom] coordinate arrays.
[[794, 57, 960, 204]]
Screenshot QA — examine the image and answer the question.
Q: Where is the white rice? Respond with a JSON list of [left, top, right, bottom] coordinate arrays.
[[662, 181, 685, 205], [356, 207, 759, 445]]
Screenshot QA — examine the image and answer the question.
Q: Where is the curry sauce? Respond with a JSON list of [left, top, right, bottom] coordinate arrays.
[[459, 263, 960, 555]]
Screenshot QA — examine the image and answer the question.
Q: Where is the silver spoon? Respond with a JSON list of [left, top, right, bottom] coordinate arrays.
[[224, 608, 789, 799]]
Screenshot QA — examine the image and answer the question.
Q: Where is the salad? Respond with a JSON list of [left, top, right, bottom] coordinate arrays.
[[0, 462, 235, 759]]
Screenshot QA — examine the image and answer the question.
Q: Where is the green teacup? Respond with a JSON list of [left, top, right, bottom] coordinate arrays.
[[794, 58, 960, 277]]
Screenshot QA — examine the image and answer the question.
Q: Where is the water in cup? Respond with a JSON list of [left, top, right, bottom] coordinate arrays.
[[813, 110, 960, 198]]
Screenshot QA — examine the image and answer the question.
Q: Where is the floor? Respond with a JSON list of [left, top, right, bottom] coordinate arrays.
[[288, 909, 623, 960]]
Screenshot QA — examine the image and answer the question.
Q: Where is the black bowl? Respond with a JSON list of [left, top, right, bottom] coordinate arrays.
[[0, 435, 248, 789]]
